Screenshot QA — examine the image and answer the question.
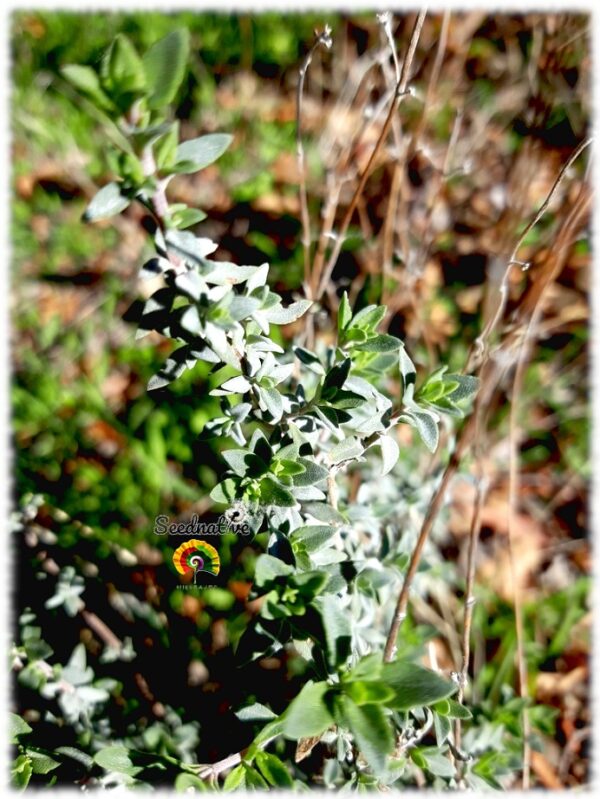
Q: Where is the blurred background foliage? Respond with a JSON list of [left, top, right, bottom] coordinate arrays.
[[11, 10, 590, 788]]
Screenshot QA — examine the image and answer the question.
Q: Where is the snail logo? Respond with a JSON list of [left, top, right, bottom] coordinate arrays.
[[172, 539, 220, 585]]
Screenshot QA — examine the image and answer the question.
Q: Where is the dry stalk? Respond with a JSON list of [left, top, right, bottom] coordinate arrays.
[[382, 141, 591, 665], [314, 9, 427, 301], [470, 137, 592, 370], [296, 26, 333, 293], [454, 462, 488, 757], [505, 183, 591, 789]]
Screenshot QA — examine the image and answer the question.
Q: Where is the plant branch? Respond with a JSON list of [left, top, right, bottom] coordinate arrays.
[[314, 9, 426, 300], [296, 26, 333, 293], [383, 409, 477, 662], [470, 137, 592, 369]]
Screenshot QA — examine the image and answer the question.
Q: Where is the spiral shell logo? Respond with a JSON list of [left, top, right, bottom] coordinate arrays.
[[172, 539, 220, 585]]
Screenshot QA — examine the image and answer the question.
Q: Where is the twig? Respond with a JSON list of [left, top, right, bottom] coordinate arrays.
[[505, 184, 592, 789], [383, 143, 591, 664], [81, 609, 123, 651], [194, 734, 280, 780], [383, 410, 477, 662], [470, 137, 592, 368], [296, 26, 333, 292], [454, 468, 488, 758], [314, 10, 427, 301]]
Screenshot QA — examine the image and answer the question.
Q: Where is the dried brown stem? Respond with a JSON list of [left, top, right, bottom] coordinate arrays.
[[471, 137, 592, 369], [383, 409, 477, 662], [454, 466, 488, 758], [296, 26, 333, 292], [314, 10, 427, 301], [506, 184, 592, 789]]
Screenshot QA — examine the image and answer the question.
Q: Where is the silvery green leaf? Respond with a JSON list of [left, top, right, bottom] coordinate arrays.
[[310, 548, 347, 566], [445, 373, 479, 402], [400, 409, 439, 453], [180, 305, 202, 335], [264, 300, 312, 325], [83, 182, 130, 222], [354, 334, 402, 353], [77, 686, 110, 704], [175, 133, 233, 173], [62, 644, 93, 686], [9, 713, 32, 743], [61, 64, 114, 110], [292, 459, 329, 486], [147, 352, 188, 390], [228, 295, 262, 321], [340, 698, 393, 775], [399, 345, 416, 388], [229, 402, 252, 422], [205, 323, 241, 367], [249, 336, 284, 354], [203, 262, 260, 286], [328, 437, 364, 465], [216, 375, 252, 394], [269, 362, 295, 385], [255, 554, 294, 586], [281, 681, 334, 740], [259, 476, 296, 507], [314, 407, 339, 432], [375, 435, 400, 475], [143, 29, 189, 109], [257, 386, 283, 423], [317, 594, 352, 668], [295, 346, 325, 375], [255, 352, 276, 380], [94, 745, 141, 776], [235, 702, 277, 722], [291, 525, 337, 553], [223, 449, 253, 476], [174, 271, 206, 301], [165, 229, 218, 265], [246, 262, 270, 292], [348, 304, 386, 332], [302, 502, 345, 525], [206, 284, 231, 303], [292, 486, 326, 501], [338, 291, 352, 331], [250, 309, 270, 335], [210, 478, 239, 504]]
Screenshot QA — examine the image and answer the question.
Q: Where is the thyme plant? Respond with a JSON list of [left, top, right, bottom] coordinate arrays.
[[17, 26, 483, 790]]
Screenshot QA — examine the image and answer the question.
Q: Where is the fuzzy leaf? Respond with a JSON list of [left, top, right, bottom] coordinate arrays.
[[264, 300, 312, 325], [259, 476, 296, 507], [143, 29, 189, 109], [9, 713, 32, 743], [290, 525, 336, 553], [318, 594, 352, 668], [83, 182, 130, 222], [255, 554, 293, 586], [328, 436, 364, 465], [338, 291, 352, 331], [235, 702, 277, 722], [282, 681, 334, 740], [175, 133, 233, 173], [376, 434, 400, 475], [94, 746, 141, 776], [340, 697, 394, 774], [61, 64, 113, 110], [354, 334, 402, 353], [403, 409, 439, 453], [381, 661, 457, 710]]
